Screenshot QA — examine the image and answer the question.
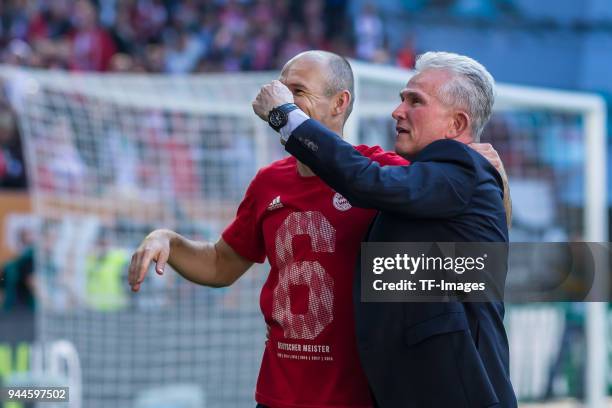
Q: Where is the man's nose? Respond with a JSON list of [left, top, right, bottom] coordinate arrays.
[[392, 104, 406, 121]]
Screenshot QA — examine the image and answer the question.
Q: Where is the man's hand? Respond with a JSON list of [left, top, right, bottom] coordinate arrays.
[[252, 80, 294, 121], [128, 229, 172, 292]]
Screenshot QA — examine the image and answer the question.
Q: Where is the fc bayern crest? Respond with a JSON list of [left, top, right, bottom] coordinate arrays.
[[332, 192, 352, 211]]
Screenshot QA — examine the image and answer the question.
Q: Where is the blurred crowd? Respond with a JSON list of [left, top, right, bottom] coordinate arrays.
[[0, 0, 416, 190], [0, 0, 416, 73]]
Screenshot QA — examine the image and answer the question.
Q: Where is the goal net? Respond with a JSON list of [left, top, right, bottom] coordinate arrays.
[[0, 61, 607, 408]]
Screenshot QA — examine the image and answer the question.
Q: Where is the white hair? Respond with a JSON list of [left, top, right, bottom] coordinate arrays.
[[415, 51, 495, 140]]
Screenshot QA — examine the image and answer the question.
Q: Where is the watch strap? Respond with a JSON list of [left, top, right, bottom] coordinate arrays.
[[268, 103, 299, 131]]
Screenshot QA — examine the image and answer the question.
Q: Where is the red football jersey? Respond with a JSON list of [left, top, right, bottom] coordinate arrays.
[[223, 145, 408, 408]]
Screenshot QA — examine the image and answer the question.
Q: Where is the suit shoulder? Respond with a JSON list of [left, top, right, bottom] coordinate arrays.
[[467, 148, 505, 189], [416, 139, 476, 167], [451, 142, 504, 190], [418, 140, 500, 188]]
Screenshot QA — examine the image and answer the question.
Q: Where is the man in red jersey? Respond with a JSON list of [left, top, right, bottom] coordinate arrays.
[[128, 50, 507, 408]]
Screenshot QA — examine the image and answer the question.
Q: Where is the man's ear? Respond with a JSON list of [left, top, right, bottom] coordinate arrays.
[[446, 111, 470, 139], [333, 90, 351, 117]]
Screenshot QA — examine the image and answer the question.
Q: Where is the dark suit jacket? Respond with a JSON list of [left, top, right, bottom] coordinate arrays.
[[285, 119, 517, 408]]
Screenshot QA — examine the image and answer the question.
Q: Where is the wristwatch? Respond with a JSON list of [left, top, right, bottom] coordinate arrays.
[[268, 103, 299, 132]]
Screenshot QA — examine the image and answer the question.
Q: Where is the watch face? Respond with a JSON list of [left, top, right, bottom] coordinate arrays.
[[269, 109, 286, 128]]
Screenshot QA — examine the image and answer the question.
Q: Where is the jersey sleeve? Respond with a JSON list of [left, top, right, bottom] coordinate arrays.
[[222, 171, 266, 264], [354, 144, 410, 166]]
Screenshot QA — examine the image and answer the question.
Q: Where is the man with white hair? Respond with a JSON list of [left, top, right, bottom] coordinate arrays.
[[253, 51, 517, 407]]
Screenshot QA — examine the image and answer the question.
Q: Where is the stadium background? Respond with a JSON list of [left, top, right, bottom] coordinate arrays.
[[0, 0, 611, 407]]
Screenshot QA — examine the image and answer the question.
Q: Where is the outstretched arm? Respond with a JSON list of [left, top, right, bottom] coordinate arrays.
[[128, 230, 253, 292], [285, 119, 477, 218]]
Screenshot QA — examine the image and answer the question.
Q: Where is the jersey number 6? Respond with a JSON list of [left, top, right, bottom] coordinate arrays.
[[272, 211, 335, 340]]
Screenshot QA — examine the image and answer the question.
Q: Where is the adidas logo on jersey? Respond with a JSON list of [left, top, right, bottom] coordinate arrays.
[[267, 196, 284, 211]]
